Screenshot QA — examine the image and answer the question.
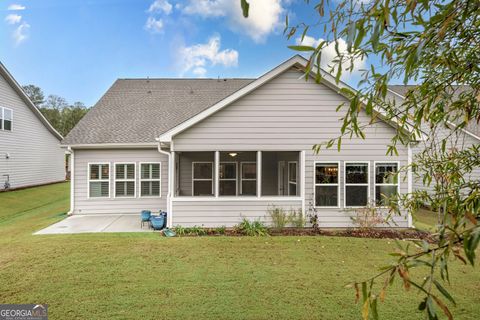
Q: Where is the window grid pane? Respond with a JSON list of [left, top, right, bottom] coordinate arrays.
[[375, 163, 399, 206], [314, 163, 339, 207], [115, 163, 135, 197], [345, 163, 369, 207]]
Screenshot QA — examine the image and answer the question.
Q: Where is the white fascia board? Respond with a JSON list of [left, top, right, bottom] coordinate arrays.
[[66, 142, 158, 149]]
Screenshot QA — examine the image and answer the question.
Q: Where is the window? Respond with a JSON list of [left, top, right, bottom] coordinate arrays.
[[140, 163, 161, 197], [344, 162, 369, 207], [219, 162, 237, 196], [89, 163, 110, 198], [0, 107, 13, 131], [375, 162, 399, 206], [115, 163, 136, 197], [314, 162, 339, 207], [240, 162, 256, 195], [192, 162, 213, 196], [288, 162, 297, 196]]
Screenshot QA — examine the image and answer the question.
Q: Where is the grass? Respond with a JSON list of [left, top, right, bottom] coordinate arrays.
[[0, 183, 479, 319]]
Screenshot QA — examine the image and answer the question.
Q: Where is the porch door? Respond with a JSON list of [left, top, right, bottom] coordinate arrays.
[[277, 161, 287, 195]]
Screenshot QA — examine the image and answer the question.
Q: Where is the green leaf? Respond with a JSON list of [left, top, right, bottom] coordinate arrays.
[[433, 280, 456, 305], [240, 0, 249, 18], [288, 45, 316, 52]]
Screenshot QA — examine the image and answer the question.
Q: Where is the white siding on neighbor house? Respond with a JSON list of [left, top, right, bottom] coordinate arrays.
[[412, 124, 480, 194], [0, 72, 64, 189], [173, 68, 409, 228], [73, 149, 168, 214]]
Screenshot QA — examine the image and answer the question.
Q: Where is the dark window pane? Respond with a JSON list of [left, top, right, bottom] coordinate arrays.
[[193, 180, 213, 196], [90, 181, 109, 197], [116, 164, 125, 179], [90, 165, 100, 180], [151, 164, 160, 179], [289, 162, 297, 182], [346, 164, 368, 184], [116, 181, 134, 197], [241, 180, 256, 195], [315, 185, 338, 207], [289, 183, 297, 196], [220, 163, 236, 179], [101, 165, 109, 180], [375, 186, 398, 206], [220, 180, 236, 196], [126, 164, 135, 179], [141, 164, 149, 179], [346, 185, 368, 207], [194, 163, 213, 179], [375, 164, 398, 184], [242, 163, 256, 179], [4, 120, 11, 131], [141, 181, 160, 197], [315, 164, 338, 184]]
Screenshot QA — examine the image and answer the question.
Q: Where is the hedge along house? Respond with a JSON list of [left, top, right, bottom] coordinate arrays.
[[62, 55, 417, 228]]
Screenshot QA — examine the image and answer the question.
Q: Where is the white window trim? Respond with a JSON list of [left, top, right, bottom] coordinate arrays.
[[288, 161, 298, 196], [139, 162, 162, 198], [0, 107, 13, 132], [343, 161, 370, 208], [373, 161, 401, 208], [87, 162, 110, 199], [240, 161, 257, 196], [313, 161, 341, 209], [192, 161, 214, 196], [113, 162, 136, 199], [219, 161, 238, 196]]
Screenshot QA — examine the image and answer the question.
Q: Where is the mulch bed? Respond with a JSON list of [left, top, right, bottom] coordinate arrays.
[[172, 227, 433, 241]]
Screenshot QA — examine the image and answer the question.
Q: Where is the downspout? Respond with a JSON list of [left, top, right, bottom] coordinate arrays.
[[67, 146, 75, 215], [157, 141, 173, 228]]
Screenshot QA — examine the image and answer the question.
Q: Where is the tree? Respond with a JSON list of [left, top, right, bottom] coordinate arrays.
[[22, 84, 45, 106], [240, 1, 479, 319]]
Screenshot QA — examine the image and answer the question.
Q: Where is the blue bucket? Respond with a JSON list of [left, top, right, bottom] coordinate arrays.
[[150, 216, 165, 230]]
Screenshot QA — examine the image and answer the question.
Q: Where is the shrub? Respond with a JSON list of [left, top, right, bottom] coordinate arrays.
[[188, 225, 207, 236], [173, 225, 186, 236], [350, 200, 386, 231], [214, 225, 226, 235], [267, 205, 289, 229], [235, 218, 268, 236], [288, 208, 306, 228]]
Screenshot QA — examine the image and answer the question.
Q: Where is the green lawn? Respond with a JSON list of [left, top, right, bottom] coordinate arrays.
[[0, 183, 479, 319]]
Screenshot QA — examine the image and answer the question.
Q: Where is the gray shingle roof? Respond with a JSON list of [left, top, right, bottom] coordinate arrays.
[[62, 78, 254, 145]]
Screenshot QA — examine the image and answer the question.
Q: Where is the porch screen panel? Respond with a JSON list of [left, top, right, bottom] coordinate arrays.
[[193, 162, 213, 196], [219, 162, 237, 196], [241, 162, 256, 196]]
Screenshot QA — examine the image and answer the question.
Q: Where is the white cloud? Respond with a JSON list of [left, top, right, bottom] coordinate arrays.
[[178, 35, 238, 77], [148, 0, 172, 15], [8, 4, 26, 11], [13, 21, 30, 45], [5, 14, 22, 24], [296, 35, 366, 79], [145, 17, 164, 33], [181, 0, 285, 42]]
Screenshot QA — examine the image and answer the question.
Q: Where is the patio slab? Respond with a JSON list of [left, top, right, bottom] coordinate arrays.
[[34, 214, 152, 235]]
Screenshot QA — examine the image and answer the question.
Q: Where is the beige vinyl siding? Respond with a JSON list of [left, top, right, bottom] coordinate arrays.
[[73, 149, 168, 214], [0, 72, 64, 189], [173, 68, 409, 227], [172, 199, 302, 227]]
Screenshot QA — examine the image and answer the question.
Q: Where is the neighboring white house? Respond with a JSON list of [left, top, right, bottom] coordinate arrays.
[[62, 55, 416, 228], [387, 86, 480, 195], [0, 62, 65, 190]]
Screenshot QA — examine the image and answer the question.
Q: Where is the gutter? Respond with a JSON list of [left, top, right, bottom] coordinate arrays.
[[157, 141, 173, 228], [67, 146, 74, 215]]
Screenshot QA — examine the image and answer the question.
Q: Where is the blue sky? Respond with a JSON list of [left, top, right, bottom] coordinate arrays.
[[1, 0, 365, 106]]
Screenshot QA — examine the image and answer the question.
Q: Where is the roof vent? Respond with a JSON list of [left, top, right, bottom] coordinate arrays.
[[147, 90, 152, 94]]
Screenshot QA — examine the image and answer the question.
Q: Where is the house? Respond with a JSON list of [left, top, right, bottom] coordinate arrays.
[[387, 86, 480, 195], [0, 62, 65, 190], [62, 55, 415, 228]]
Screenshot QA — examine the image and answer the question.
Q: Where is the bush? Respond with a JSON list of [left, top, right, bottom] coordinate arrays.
[[288, 208, 306, 228], [173, 225, 186, 236], [235, 218, 268, 236], [350, 200, 386, 231], [267, 205, 289, 229], [214, 225, 226, 235]]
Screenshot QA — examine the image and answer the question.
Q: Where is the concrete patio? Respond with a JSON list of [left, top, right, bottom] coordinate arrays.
[[34, 214, 152, 235]]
